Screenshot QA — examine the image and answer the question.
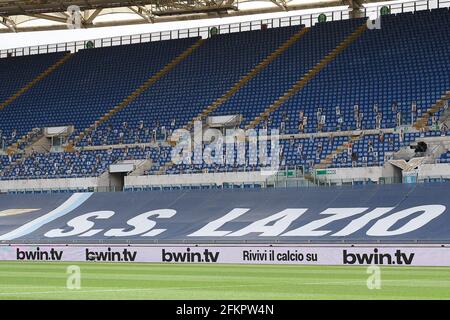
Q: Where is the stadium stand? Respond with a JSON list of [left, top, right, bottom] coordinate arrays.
[[0, 7, 449, 184], [267, 8, 450, 134], [4, 149, 121, 179], [207, 18, 366, 129], [439, 151, 450, 163], [0, 37, 200, 149], [75, 25, 305, 146], [0, 52, 69, 109]]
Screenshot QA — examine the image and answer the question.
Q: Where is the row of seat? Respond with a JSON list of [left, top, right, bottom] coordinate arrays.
[[0, 8, 448, 179]]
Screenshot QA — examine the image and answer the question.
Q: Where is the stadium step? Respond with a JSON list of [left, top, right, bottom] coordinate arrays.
[[413, 90, 450, 130], [245, 23, 368, 130], [0, 53, 72, 112], [2, 128, 45, 177], [314, 134, 363, 169], [69, 39, 205, 148], [5, 128, 44, 156], [182, 27, 310, 132]]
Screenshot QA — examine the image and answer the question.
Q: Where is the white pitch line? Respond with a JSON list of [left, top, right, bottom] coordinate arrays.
[[301, 280, 366, 286], [0, 280, 372, 296], [1, 279, 446, 296], [0, 283, 269, 296]]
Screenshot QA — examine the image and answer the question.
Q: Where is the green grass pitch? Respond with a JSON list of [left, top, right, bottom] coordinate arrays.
[[0, 261, 449, 299]]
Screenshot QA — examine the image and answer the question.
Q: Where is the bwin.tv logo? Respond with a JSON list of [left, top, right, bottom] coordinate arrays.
[[366, 15, 381, 30]]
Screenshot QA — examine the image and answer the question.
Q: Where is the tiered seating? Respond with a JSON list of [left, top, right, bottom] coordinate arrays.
[[0, 153, 22, 176], [78, 26, 302, 146], [0, 8, 449, 180], [1, 148, 134, 179], [0, 52, 68, 105], [209, 18, 365, 127], [332, 133, 400, 167], [0, 38, 199, 148], [0, 146, 172, 179], [156, 135, 362, 174], [0, 155, 12, 172], [267, 8, 450, 134], [331, 129, 450, 168], [0, 52, 69, 146], [282, 136, 350, 168], [439, 151, 450, 163]]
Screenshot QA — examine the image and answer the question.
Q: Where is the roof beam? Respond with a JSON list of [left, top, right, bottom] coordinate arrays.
[[85, 8, 103, 24], [128, 6, 154, 22], [0, 1, 345, 33], [0, 0, 414, 33], [30, 13, 68, 24], [0, 15, 15, 32], [271, 0, 289, 11]]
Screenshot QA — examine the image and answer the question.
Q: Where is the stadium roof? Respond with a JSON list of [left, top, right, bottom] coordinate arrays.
[[0, 0, 398, 32]]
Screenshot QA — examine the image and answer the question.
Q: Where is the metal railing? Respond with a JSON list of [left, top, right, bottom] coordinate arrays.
[[1, 0, 449, 59], [3, 238, 450, 244], [364, 0, 449, 17], [2, 169, 450, 194], [3, 185, 121, 194], [1, 9, 348, 59]]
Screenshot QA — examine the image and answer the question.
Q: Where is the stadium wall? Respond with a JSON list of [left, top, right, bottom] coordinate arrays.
[[1, 183, 450, 265], [0, 176, 101, 192], [125, 171, 268, 187], [1, 244, 450, 266], [2, 163, 448, 192], [418, 164, 450, 178], [0, 174, 111, 193], [314, 166, 387, 183], [0, 183, 449, 243]]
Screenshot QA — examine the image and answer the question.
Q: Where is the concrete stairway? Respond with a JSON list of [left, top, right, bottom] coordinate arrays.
[[0, 53, 72, 111], [69, 39, 205, 148], [129, 159, 153, 176], [159, 23, 368, 176], [314, 134, 363, 169], [438, 105, 450, 127], [3, 128, 47, 176], [6, 128, 44, 155], [413, 90, 450, 130], [245, 23, 368, 130], [159, 27, 311, 175], [24, 135, 52, 155]]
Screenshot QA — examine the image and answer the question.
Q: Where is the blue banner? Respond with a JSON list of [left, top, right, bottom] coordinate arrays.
[[0, 183, 449, 242]]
